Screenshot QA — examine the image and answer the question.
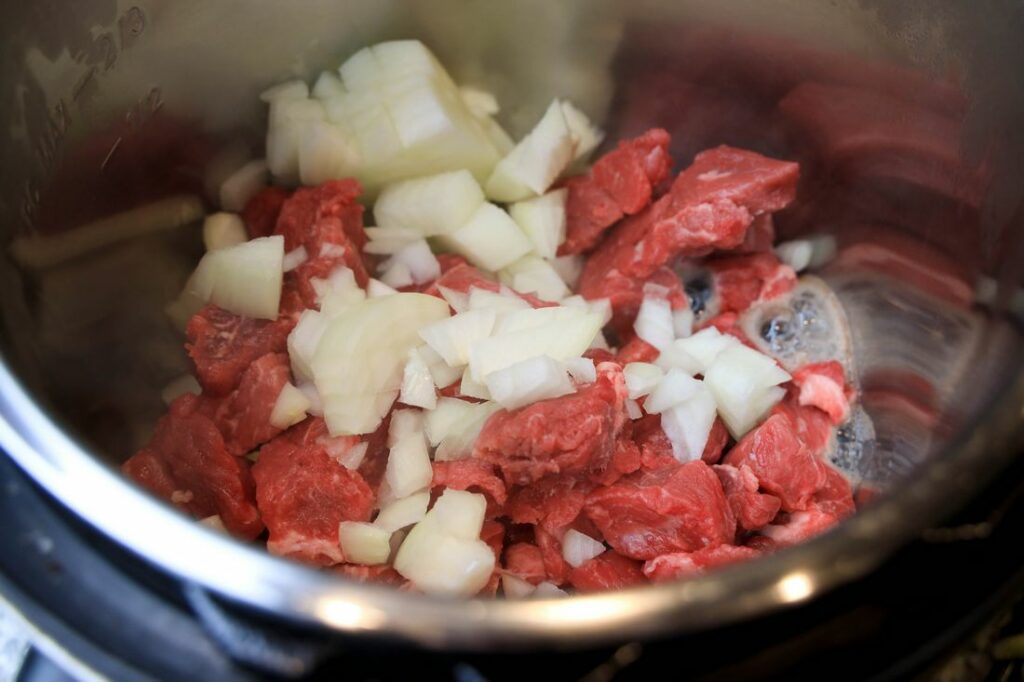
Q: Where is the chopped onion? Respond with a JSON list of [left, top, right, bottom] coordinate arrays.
[[434, 401, 500, 461], [493, 305, 588, 335], [424, 397, 477, 447], [501, 574, 537, 598], [459, 86, 500, 117], [439, 202, 533, 272], [260, 80, 309, 102], [673, 306, 695, 339], [364, 226, 422, 256], [436, 285, 470, 313], [655, 340, 703, 376], [385, 432, 433, 499], [288, 310, 328, 383], [634, 293, 674, 351], [623, 362, 664, 400], [312, 294, 450, 435], [374, 491, 430, 532], [560, 295, 612, 326], [418, 308, 496, 367], [270, 382, 313, 429], [469, 310, 602, 381], [388, 408, 425, 446], [467, 287, 530, 315], [393, 517, 495, 596], [485, 355, 575, 410], [561, 100, 604, 163], [316, 266, 367, 318], [533, 582, 568, 598], [564, 357, 597, 384], [509, 189, 567, 260], [266, 98, 326, 182], [282, 246, 308, 272], [297, 382, 323, 417], [382, 239, 440, 286], [774, 239, 813, 273], [660, 386, 717, 463], [643, 368, 702, 414], [501, 255, 570, 302], [298, 119, 361, 186], [379, 260, 414, 288], [673, 327, 742, 373], [339, 521, 392, 565], [625, 399, 644, 420], [374, 170, 485, 237], [320, 437, 368, 469], [432, 488, 488, 540], [460, 368, 493, 400], [366, 278, 398, 298], [312, 71, 346, 100], [704, 345, 791, 438], [416, 344, 462, 388], [590, 331, 611, 351], [191, 235, 283, 320], [400, 347, 438, 409], [219, 159, 268, 212], [160, 374, 201, 405], [485, 100, 576, 202], [562, 529, 606, 568], [551, 255, 585, 289]]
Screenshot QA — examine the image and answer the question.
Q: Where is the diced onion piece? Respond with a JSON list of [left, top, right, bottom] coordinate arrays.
[[478, 116, 516, 156], [191, 235, 283, 320], [260, 80, 309, 103], [339, 521, 392, 565], [424, 397, 477, 447], [165, 274, 206, 332], [388, 408, 425, 446], [418, 308, 496, 367], [673, 307, 695, 339], [380, 260, 414, 288], [774, 239, 813, 273], [485, 355, 575, 410], [624, 363, 664, 400], [459, 86, 500, 117], [509, 189, 567, 260], [564, 357, 597, 384], [219, 160, 268, 212], [298, 119, 361, 186], [467, 287, 530, 315], [385, 432, 433, 499], [299, 382, 324, 417], [364, 226, 422, 256], [161, 374, 201, 405], [493, 306, 587, 335], [366, 278, 398, 298], [282, 246, 308, 273], [394, 517, 495, 596], [312, 294, 450, 435], [312, 71, 346, 100], [502, 574, 537, 598], [560, 295, 612, 326], [266, 97, 326, 182], [590, 331, 611, 351], [485, 100, 576, 202], [634, 293, 674, 351], [660, 386, 717, 463], [400, 347, 438, 409], [501, 255, 570, 302], [374, 170, 485, 237], [644, 368, 703, 414], [339, 441, 369, 470], [704, 345, 791, 438], [199, 515, 227, 532], [459, 368, 493, 400], [533, 582, 568, 598], [288, 310, 328, 383], [416, 344, 462, 388], [382, 239, 440, 286], [562, 529, 606, 568], [469, 311, 602, 381], [673, 327, 742, 373], [434, 401, 500, 462], [270, 382, 313, 429], [561, 100, 604, 163], [435, 285, 469, 313], [551, 255, 585, 289], [374, 491, 430, 532], [625, 399, 644, 420], [316, 266, 366, 318], [655, 340, 704, 376], [439, 203, 533, 272], [432, 488, 487, 540]]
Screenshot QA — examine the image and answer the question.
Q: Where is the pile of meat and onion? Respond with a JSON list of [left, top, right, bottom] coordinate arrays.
[[126, 40, 864, 597]]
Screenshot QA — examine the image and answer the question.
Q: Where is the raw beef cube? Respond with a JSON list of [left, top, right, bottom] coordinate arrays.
[[733, 214, 776, 254], [584, 460, 736, 560], [122, 394, 263, 539], [252, 427, 375, 566], [241, 186, 290, 239], [769, 395, 835, 456], [431, 459, 508, 511], [595, 432, 643, 486], [356, 413, 392, 492], [475, 363, 628, 486], [723, 412, 828, 512], [503, 542, 547, 585], [559, 129, 674, 255], [207, 352, 292, 455], [791, 361, 854, 424], [713, 463, 782, 532], [813, 465, 856, 519], [616, 336, 659, 364], [643, 545, 760, 582], [760, 508, 840, 547], [479, 519, 507, 596], [535, 526, 571, 586], [273, 179, 363, 252], [569, 551, 647, 592], [701, 418, 731, 464], [707, 251, 797, 315], [186, 304, 294, 396], [505, 475, 590, 530]]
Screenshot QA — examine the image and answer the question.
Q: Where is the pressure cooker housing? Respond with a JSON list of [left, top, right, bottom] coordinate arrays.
[[0, 0, 1022, 650]]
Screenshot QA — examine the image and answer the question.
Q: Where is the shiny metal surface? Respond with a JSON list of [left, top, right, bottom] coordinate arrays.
[[0, 0, 1023, 650]]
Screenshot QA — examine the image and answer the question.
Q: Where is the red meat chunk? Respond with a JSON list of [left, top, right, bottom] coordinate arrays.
[[474, 362, 627, 486], [274, 179, 364, 251], [579, 146, 799, 323], [252, 427, 375, 566], [643, 545, 760, 582], [186, 305, 295, 396], [814, 466, 856, 519], [122, 394, 262, 539], [760, 509, 839, 547], [702, 418, 731, 464], [503, 542, 547, 585], [791, 361, 854, 424], [723, 412, 828, 512], [560, 129, 674, 255], [595, 432, 643, 486], [535, 526, 571, 585], [714, 463, 782, 532], [584, 461, 736, 560], [707, 252, 797, 315], [616, 336, 659, 364], [241, 186, 290, 239], [431, 459, 508, 511], [206, 352, 291, 455], [505, 475, 590, 530], [479, 519, 507, 596], [569, 552, 647, 592], [769, 395, 835, 456], [733, 214, 776, 254]]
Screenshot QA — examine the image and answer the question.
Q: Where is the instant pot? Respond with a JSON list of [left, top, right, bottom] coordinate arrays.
[[1, 1, 1023, 679]]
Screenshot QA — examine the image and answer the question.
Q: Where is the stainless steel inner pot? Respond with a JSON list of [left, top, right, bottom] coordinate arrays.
[[1, 0, 1022, 650]]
